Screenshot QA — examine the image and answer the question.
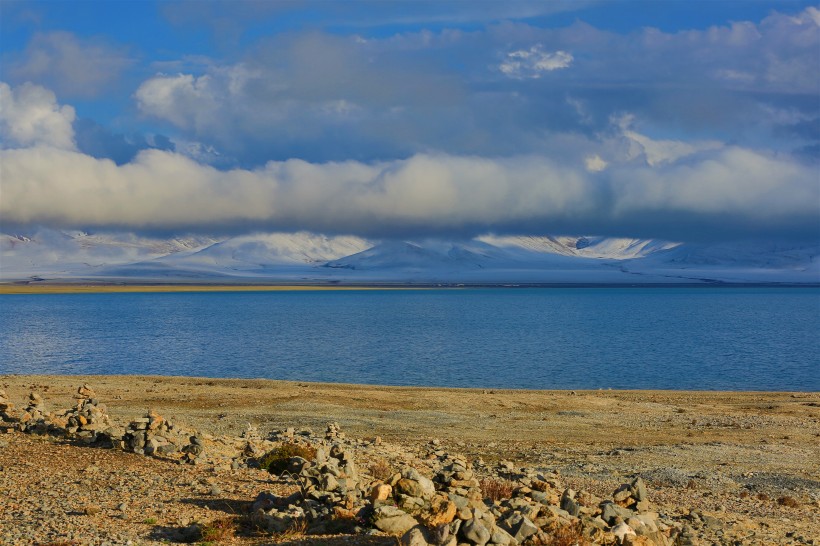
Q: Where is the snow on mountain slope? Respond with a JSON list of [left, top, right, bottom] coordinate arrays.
[[153, 232, 372, 271], [623, 240, 820, 283], [479, 235, 679, 259], [0, 229, 219, 279], [1, 228, 817, 283]]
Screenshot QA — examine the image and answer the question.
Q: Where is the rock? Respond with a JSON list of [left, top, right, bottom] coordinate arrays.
[[499, 513, 538, 543], [460, 518, 491, 546], [370, 483, 393, 501], [560, 488, 580, 517], [601, 501, 635, 525], [612, 521, 637, 542], [631, 477, 648, 502], [83, 504, 102, 516], [373, 506, 419, 535], [424, 495, 457, 526], [402, 525, 433, 546], [490, 526, 518, 546]]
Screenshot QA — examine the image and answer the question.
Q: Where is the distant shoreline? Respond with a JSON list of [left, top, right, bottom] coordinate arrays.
[[1, 281, 818, 294]]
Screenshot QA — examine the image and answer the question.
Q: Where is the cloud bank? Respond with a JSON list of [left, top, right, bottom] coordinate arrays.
[[2, 141, 816, 241]]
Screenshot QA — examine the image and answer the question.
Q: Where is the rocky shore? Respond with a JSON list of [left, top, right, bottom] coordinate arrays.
[[0, 376, 818, 545]]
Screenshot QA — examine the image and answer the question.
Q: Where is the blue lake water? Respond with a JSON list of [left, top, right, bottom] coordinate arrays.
[[0, 288, 818, 391]]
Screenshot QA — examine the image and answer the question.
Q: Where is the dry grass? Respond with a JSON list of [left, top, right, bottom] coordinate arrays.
[[777, 496, 800, 508], [199, 517, 238, 543], [368, 458, 394, 481], [535, 521, 591, 546], [274, 518, 308, 541], [258, 442, 318, 475], [479, 477, 516, 502]]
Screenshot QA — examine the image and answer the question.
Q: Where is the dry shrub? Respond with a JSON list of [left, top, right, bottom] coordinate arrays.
[[368, 457, 393, 481], [479, 477, 515, 502], [258, 442, 317, 475], [757, 492, 770, 501], [199, 517, 237, 542], [738, 490, 750, 499], [275, 518, 308, 541], [534, 521, 591, 546], [777, 495, 800, 508]]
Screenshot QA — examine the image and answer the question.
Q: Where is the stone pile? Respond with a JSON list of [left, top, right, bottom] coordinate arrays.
[[251, 442, 365, 534], [122, 410, 206, 463], [326, 421, 345, 440], [18, 392, 49, 433], [247, 438, 682, 546], [54, 384, 121, 446], [0, 390, 17, 429]]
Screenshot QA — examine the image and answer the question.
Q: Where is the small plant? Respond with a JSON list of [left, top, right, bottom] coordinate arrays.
[[199, 517, 237, 543], [479, 477, 515, 502], [533, 521, 591, 546], [143, 517, 158, 525], [777, 495, 800, 508], [258, 442, 317, 475], [274, 518, 308, 541], [757, 492, 770, 501], [368, 458, 393, 481]]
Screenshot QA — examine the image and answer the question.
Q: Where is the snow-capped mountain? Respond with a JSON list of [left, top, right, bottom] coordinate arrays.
[[0, 228, 817, 284]]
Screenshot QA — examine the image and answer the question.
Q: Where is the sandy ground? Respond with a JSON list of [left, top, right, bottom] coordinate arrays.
[[1, 375, 819, 544]]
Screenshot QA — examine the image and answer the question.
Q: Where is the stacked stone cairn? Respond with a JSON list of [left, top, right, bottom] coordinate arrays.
[[56, 384, 122, 446], [251, 440, 364, 534], [249, 436, 676, 546], [18, 392, 49, 433], [122, 410, 206, 463], [0, 390, 17, 431]]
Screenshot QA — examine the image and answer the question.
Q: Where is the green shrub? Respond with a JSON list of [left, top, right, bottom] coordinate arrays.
[[258, 442, 317, 475]]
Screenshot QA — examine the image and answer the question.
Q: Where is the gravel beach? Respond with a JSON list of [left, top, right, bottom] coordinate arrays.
[[0, 375, 818, 545]]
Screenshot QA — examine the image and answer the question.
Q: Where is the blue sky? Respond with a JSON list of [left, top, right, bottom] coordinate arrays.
[[1, 1, 818, 241]]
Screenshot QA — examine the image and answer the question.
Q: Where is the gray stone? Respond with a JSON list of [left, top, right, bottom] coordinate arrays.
[[373, 506, 419, 536], [600, 501, 635, 525], [499, 513, 537, 543], [490, 526, 518, 546], [401, 525, 433, 546], [631, 477, 648, 502], [460, 518, 491, 546]]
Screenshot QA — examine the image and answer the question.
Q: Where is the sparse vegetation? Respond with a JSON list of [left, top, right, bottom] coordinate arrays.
[[777, 495, 800, 508], [534, 521, 591, 546], [273, 518, 308, 541], [368, 457, 394, 481], [258, 442, 317, 475], [198, 517, 237, 543], [479, 477, 515, 502], [143, 517, 158, 525]]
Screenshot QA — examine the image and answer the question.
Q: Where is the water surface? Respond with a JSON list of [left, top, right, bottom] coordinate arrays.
[[1, 288, 817, 390]]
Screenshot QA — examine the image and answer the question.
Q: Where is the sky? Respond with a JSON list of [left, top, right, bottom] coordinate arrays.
[[0, 0, 818, 242]]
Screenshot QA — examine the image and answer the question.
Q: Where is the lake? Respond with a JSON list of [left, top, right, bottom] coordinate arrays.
[[1, 287, 818, 391]]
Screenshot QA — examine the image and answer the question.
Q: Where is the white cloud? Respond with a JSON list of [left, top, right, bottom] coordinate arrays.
[[499, 45, 573, 79], [9, 32, 132, 98], [0, 82, 76, 150], [1, 143, 815, 240], [585, 154, 607, 172], [612, 113, 723, 166]]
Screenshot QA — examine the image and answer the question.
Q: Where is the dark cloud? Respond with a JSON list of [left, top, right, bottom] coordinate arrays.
[[133, 8, 820, 167]]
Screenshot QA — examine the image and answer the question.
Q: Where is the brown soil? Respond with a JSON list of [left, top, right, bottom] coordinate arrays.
[[1, 375, 818, 545]]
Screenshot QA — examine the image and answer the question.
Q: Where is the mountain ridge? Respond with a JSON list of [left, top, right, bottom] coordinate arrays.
[[1, 229, 817, 284]]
